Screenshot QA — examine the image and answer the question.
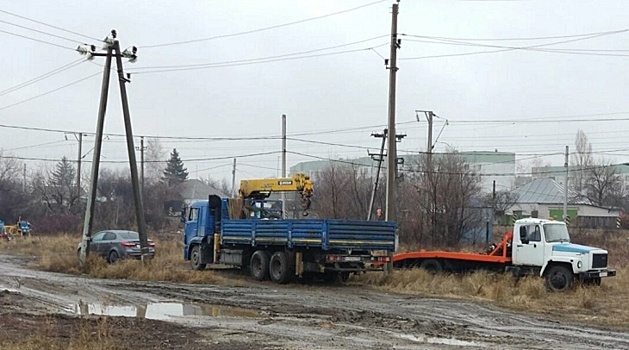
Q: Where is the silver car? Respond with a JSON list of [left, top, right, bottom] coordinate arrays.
[[77, 230, 155, 263]]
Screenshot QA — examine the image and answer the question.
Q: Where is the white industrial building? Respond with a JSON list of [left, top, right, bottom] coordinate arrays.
[[290, 151, 515, 193]]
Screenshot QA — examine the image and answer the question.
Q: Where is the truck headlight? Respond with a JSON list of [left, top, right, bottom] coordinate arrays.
[[577, 261, 583, 269]]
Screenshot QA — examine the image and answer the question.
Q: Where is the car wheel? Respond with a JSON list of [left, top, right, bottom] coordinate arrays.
[[108, 250, 119, 264]]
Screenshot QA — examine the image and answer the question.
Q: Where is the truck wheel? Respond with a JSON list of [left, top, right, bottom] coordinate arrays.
[[545, 265, 574, 292], [250, 250, 271, 281], [420, 259, 443, 274], [269, 251, 293, 284], [190, 245, 206, 271]]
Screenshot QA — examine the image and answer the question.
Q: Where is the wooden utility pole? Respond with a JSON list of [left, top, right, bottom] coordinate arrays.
[[385, 1, 400, 273]]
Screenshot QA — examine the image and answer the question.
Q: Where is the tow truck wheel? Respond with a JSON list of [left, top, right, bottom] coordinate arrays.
[[545, 265, 574, 292], [190, 245, 206, 271], [269, 251, 293, 284], [250, 250, 271, 281]]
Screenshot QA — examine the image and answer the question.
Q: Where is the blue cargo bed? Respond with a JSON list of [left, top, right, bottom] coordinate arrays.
[[220, 219, 396, 251]]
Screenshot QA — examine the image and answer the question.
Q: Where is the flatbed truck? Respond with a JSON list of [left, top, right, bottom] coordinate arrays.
[[392, 218, 616, 291], [183, 174, 396, 284]]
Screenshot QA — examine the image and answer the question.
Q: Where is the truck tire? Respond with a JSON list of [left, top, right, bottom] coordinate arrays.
[[190, 245, 206, 271], [545, 265, 574, 292], [250, 250, 271, 281], [420, 259, 443, 274], [269, 251, 293, 284]]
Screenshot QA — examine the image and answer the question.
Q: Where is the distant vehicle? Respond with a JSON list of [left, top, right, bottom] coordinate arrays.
[[77, 230, 155, 263]]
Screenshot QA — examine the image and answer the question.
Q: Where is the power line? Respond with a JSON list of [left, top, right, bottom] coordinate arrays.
[[0, 9, 100, 42], [130, 43, 389, 75], [139, 0, 385, 49], [0, 18, 88, 44], [406, 28, 629, 42], [400, 29, 629, 60], [0, 72, 101, 112], [132, 35, 388, 71], [0, 58, 85, 97], [0, 28, 76, 51]]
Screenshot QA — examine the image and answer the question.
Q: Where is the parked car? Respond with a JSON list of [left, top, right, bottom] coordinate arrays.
[[77, 230, 155, 263]]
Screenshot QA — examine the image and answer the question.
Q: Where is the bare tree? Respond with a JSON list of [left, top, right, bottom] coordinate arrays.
[[0, 150, 22, 183], [571, 130, 593, 195], [585, 158, 622, 207], [145, 138, 166, 184]]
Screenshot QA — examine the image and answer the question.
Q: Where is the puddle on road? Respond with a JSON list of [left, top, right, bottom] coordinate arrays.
[[72, 301, 259, 320], [399, 334, 482, 347]]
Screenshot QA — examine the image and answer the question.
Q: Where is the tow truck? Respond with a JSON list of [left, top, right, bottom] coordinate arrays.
[[393, 218, 616, 291], [182, 174, 396, 284]]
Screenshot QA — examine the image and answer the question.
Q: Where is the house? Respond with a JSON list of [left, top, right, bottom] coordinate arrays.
[[507, 178, 620, 228]]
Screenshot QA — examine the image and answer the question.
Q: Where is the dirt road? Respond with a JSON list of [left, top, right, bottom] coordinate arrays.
[[1, 254, 628, 349]]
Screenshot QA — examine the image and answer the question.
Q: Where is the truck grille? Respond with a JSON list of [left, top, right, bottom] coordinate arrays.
[[592, 254, 608, 269]]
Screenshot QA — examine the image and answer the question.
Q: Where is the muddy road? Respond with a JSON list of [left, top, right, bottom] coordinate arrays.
[[0, 255, 628, 349]]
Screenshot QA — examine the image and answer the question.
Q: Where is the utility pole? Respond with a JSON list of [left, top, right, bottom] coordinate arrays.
[[113, 40, 149, 261], [79, 41, 113, 268], [76, 133, 83, 199], [281, 114, 287, 219], [140, 136, 145, 194], [231, 158, 237, 198], [385, 1, 400, 274], [563, 145, 569, 223], [426, 112, 434, 169], [22, 164, 26, 193], [78, 30, 144, 265], [367, 129, 387, 220]]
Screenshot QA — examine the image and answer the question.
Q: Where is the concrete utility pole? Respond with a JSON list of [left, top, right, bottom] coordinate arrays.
[[367, 129, 387, 221], [113, 40, 149, 261], [79, 43, 113, 268], [564, 145, 569, 222], [231, 158, 237, 198], [78, 30, 146, 265], [281, 114, 287, 219], [426, 112, 434, 169], [76, 133, 83, 199], [385, 1, 400, 273], [140, 136, 145, 194]]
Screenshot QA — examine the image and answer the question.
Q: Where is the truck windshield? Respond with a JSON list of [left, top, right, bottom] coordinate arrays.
[[544, 224, 570, 243]]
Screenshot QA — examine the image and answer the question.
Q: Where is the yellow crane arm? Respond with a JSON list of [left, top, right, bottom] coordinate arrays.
[[238, 173, 314, 210]]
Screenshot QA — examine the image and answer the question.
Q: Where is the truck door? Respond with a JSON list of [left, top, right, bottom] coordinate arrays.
[[184, 207, 200, 244], [513, 224, 545, 266]]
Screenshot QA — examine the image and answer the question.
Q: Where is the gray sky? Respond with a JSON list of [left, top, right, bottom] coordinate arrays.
[[1, 0, 629, 187]]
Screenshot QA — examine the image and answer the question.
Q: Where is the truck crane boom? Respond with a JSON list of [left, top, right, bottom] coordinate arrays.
[[238, 173, 314, 210]]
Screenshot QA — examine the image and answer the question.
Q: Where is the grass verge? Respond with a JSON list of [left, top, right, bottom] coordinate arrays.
[[0, 234, 243, 286]]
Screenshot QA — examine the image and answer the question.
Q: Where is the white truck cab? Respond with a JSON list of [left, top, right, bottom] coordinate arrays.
[[512, 218, 616, 291]]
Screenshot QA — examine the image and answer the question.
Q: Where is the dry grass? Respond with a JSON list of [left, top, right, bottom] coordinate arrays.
[[0, 316, 122, 350], [0, 234, 243, 286]]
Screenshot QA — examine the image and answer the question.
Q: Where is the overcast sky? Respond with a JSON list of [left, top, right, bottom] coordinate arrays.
[[1, 0, 629, 187]]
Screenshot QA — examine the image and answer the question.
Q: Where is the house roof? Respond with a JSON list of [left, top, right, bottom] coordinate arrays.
[[511, 178, 591, 205], [175, 179, 228, 200]]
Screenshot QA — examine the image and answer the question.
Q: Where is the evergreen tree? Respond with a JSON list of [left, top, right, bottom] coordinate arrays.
[[163, 148, 188, 186]]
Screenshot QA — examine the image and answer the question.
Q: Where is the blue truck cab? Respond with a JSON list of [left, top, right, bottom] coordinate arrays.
[[183, 195, 396, 284]]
